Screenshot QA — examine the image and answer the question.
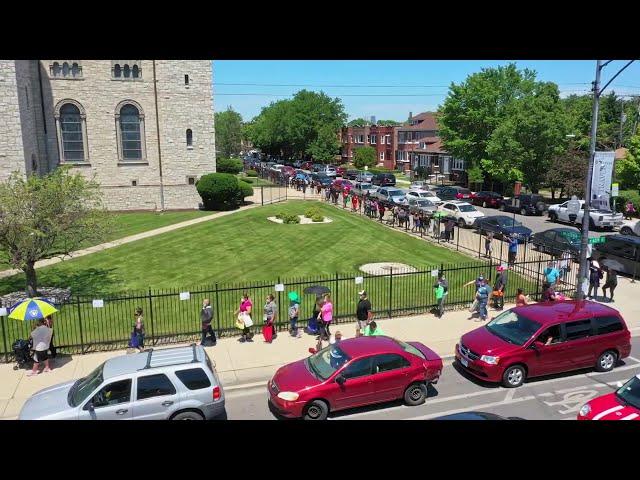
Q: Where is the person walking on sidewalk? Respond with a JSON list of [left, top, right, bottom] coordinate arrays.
[[318, 294, 333, 341], [587, 258, 602, 300], [355, 290, 372, 337], [434, 281, 445, 318], [200, 299, 217, 346], [507, 235, 519, 265], [263, 294, 278, 342], [288, 291, 301, 337], [236, 292, 254, 342], [601, 266, 618, 302], [133, 307, 145, 352], [28, 319, 52, 376], [484, 232, 494, 258], [475, 279, 490, 322], [44, 315, 56, 359]]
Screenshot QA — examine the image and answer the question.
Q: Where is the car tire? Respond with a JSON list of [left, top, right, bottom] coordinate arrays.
[[172, 410, 205, 420], [502, 364, 526, 388], [458, 218, 466, 229], [520, 208, 527, 216], [404, 382, 427, 406], [304, 399, 329, 421], [499, 204, 506, 212], [595, 350, 617, 372], [549, 212, 558, 222], [482, 201, 488, 208], [620, 226, 634, 236]]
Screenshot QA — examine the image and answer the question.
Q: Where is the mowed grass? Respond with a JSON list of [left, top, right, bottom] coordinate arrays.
[[1, 200, 471, 296]]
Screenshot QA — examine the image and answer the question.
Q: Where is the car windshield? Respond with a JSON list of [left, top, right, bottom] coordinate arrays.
[[69, 363, 105, 407], [458, 205, 477, 212], [394, 339, 426, 360], [387, 190, 402, 196], [307, 345, 351, 380], [616, 376, 640, 410], [415, 199, 434, 207], [486, 311, 542, 346], [558, 231, 581, 245], [496, 217, 523, 227]]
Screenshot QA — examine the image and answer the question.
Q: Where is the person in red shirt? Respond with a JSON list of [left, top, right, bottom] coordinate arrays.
[[351, 194, 359, 212]]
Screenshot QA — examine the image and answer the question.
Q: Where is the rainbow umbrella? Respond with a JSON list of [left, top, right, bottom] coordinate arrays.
[[8, 298, 58, 321]]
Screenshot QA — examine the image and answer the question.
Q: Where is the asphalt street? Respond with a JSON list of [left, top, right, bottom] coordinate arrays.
[[222, 335, 640, 420]]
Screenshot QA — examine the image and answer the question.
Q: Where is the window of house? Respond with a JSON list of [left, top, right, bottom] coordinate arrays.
[[62, 62, 70, 77], [116, 101, 146, 162], [371, 135, 377, 144], [380, 151, 385, 161], [381, 136, 386, 145], [187, 176, 196, 185], [59, 103, 85, 161], [132, 65, 140, 78], [565, 319, 593, 341], [71, 62, 80, 77], [136, 374, 176, 400], [367, 135, 370, 144], [123, 64, 131, 78], [186, 129, 193, 148], [51, 62, 61, 77], [114, 64, 122, 78]]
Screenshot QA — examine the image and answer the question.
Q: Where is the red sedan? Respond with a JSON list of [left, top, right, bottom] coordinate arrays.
[[267, 336, 443, 420], [335, 165, 347, 177], [281, 166, 296, 177], [578, 374, 640, 420], [331, 179, 353, 192]]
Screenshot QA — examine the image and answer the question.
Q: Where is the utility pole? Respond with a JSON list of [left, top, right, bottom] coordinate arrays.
[[618, 98, 626, 149]]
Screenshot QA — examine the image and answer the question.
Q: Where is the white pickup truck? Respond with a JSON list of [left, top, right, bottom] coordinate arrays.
[[547, 200, 623, 230]]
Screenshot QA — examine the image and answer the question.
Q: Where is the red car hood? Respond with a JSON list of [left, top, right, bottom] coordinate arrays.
[[460, 326, 518, 357], [272, 358, 322, 393], [586, 393, 640, 420]]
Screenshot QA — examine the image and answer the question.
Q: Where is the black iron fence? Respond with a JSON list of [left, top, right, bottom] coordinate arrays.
[[0, 257, 576, 362]]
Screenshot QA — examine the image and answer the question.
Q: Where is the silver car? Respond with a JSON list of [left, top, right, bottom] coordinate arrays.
[[352, 182, 378, 196], [376, 187, 407, 205], [407, 197, 438, 214], [19, 345, 226, 420]]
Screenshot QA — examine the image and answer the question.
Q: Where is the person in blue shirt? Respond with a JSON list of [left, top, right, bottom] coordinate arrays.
[[543, 262, 560, 288], [507, 235, 519, 265], [476, 279, 490, 322]]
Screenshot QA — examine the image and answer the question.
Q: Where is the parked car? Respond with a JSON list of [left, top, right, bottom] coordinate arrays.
[[18, 345, 226, 420], [281, 166, 296, 177], [292, 160, 302, 168], [406, 190, 442, 204], [593, 234, 640, 276], [317, 165, 337, 177], [345, 169, 361, 180], [334, 165, 347, 177], [352, 182, 378, 197], [619, 219, 640, 236], [371, 173, 397, 187], [312, 163, 325, 173], [355, 172, 374, 183], [295, 171, 311, 182], [330, 178, 353, 193], [499, 194, 547, 216], [270, 164, 285, 172], [472, 191, 504, 208], [531, 228, 582, 257], [438, 201, 485, 228], [433, 412, 525, 420], [407, 197, 438, 214], [376, 187, 407, 205], [578, 374, 640, 420], [434, 186, 474, 201], [455, 301, 631, 388], [267, 336, 443, 420], [547, 200, 623, 230], [410, 180, 432, 190], [310, 173, 332, 187], [473, 215, 533, 242]]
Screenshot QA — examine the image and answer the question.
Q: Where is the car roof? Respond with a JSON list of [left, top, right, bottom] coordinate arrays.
[[433, 412, 506, 420], [337, 336, 405, 357], [513, 300, 621, 325], [607, 234, 640, 245], [538, 227, 579, 234], [103, 345, 206, 379]]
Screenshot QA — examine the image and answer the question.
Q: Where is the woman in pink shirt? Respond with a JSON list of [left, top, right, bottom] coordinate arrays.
[[317, 294, 333, 341], [235, 292, 254, 342]]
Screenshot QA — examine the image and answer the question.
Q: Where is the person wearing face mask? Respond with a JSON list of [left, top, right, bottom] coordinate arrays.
[[200, 299, 216, 346]]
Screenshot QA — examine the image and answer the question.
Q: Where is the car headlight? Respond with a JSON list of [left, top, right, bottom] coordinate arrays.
[[277, 391, 300, 402], [579, 404, 591, 417], [480, 355, 500, 365]]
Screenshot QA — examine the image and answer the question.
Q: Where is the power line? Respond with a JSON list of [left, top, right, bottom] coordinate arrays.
[[214, 93, 448, 97], [216, 81, 593, 88]]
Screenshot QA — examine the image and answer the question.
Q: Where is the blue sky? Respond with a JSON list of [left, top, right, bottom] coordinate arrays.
[[213, 60, 640, 122]]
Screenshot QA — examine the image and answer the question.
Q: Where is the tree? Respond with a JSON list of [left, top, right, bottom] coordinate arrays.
[[347, 118, 369, 127], [485, 82, 569, 191], [546, 149, 589, 199], [617, 133, 640, 189], [308, 125, 341, 164], [376, 120, 401, 126], [216, 158, 244, 174], [467, 165, 485, 190], [353, 146, 377, 169], [215, 107, 243, 158], [0, 168, 112, 296]]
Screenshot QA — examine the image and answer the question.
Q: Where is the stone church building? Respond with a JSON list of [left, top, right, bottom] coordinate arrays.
[[0, 60, 216, 210]]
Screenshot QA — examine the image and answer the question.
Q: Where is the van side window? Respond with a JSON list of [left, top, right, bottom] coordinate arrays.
[[537, 325, 562, 345], [137, 374, 177, 400], [565, 319, 592, 341], [594, 316, 624, 335], [175, 368, 211, 390]]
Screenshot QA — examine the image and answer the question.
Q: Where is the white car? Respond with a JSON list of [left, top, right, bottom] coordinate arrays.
[[438, 201, 485, 228], [619, 218, 640, 236], [321, 166, 337, 177], [352, 182, 378, 196], [547, 200, 623, 230], [270, 164, 285, 173], [406, 189, 442, 204], [376, 187, 407, 205]]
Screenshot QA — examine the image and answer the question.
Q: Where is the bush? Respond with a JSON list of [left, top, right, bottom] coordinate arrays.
[[369, 167, 403, 175], [311, 213, 325, 222], [238, 180, 254, 201], [246, 169, 258, 177], [614, 190, 640, 217], [217, 158, 244, 174], [196, 173, 242, 211], [305, 206, 321, 218], [282, 213, 300, 224]]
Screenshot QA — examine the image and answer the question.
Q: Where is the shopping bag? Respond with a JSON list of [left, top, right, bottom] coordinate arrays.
[[129, 331, 139, 348], [469, 299, 478, 313], [235, 314, 245, 330], [242, 313, 254, 328], [262, 324, 274, 343]]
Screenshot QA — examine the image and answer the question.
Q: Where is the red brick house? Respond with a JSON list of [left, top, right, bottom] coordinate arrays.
[[340, 124, 395, 169]]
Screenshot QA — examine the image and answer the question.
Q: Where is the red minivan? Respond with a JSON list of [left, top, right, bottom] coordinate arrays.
[[455, 300, 631, 388], [268, 336, 443, 420]]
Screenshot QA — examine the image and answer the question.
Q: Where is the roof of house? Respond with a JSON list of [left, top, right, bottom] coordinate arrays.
[[399, 112, 439, 131], [415, 138, 446, 154]]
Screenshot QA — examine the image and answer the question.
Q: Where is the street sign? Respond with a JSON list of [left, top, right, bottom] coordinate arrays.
[[611, 183, 619, 197], [588, 236, 607, 245]]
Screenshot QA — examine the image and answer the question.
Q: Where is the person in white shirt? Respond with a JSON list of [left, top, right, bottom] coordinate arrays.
[[28, 319, 52, 376]]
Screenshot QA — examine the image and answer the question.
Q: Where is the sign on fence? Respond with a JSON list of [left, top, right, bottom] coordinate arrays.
[[0, 308, 7, 316], [431, 269, 439, 277], [92, 299, 104, 308], [179, 292, 191, 300], [355, 276, 364, 284], [275, 283, 285, 292]]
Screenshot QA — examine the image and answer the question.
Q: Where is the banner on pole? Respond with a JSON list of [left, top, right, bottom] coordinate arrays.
[[591, 151, 615, 211]]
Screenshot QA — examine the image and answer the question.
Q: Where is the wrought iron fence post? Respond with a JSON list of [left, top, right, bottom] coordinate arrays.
[[1, 309, 8, 364], [535, 260, 542, 300], [261, 185, 264, 206], [334, 272, 339, 319], [214, 283, 221, 334], [478, 228, 482, 258], [148, 288, 156, 346], [456, 225, 460, 251], [388, 267, 393, 318], [76, 298, 85, 354], [277, 276, 283, 331]]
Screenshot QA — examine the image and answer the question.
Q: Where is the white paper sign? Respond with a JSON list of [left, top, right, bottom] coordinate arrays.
[[431, 270, 439, 277], [355, 276, 364, 284], [92, 299, 104, 308], [581, 279, 589, 296], [179, 292, 191, 301], [0, 308, 7, 316], [275, 283, 285, 292]]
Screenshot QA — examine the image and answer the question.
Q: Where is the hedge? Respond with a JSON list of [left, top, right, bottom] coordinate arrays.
[[238, 180, 254, 201], [217, 158, 244, 174], [614, 190, 640, 217], [196, 173, 242, 211], [246, 169, 258, 177]]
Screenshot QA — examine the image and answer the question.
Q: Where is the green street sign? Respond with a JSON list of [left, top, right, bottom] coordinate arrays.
[[588, 236, 607, 245]]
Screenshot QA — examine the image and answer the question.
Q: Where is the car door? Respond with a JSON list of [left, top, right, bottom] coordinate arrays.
[[332, 356, 375, 410], [563, 319, 597, 370], [540, 230, 557, 253], [555, 202, 569, 222], [371, 353, 413, 402], [79, 379, 133, 420], [528, 324, 570, 376], [132, 372, 181, 420]]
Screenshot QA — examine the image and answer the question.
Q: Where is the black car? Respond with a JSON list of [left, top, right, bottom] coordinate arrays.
[[474, 215, 533, 241], [499, 194, 547, 216], [345, 169, 361, 180], [310, 173, 332, 187], [371, 173, 396, 186], [434, 186, 473, 201], [531, 227, 582, 257], [594, 234, 640, 276], [432, 412, 525, 420]]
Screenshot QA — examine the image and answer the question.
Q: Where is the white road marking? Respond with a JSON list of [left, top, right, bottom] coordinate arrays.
[[593, 405, 624, 420], [403, 395, 536, 420], [622, 413, 639, 420], [543, 389, 601, 414], [504, 389, 516, 402], [225, 381, 267, 391], [627, 356, 640, 364]]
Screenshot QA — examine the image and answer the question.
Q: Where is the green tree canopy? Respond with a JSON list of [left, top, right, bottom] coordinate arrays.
[[353, 146, 377, 169], [215, 107, 243, 158], [347, 118, 370, 127], [617, 133, 640, 189]]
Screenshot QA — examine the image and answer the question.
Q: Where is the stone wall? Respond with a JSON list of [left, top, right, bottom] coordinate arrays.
[[0, 60, 26, 181]]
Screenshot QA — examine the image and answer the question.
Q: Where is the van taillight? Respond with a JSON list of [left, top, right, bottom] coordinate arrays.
[[213, 386, 221, 401]]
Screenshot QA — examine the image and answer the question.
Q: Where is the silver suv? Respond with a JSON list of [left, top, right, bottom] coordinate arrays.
[[19, 345, 225, 420]]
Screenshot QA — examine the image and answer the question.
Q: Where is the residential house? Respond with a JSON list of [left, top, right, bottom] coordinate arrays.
[[341, 124, 395, 169]]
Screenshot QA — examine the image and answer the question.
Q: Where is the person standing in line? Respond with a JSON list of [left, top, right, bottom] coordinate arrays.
[[200, 299, 217, 346], [44, 315, 56, 359], [475, 279, 490, 322], [587, 258, 602, 300], [355, 290, 372, 337], [287, 291, 301, 337], [464, 274, 485, 318], [507, 234, 519, 265], [27, 319, 52, 376], [236, 292, 254, 342], [263, 294, 278, 343], [434, 281, 445, 318], [625, 200, 636, 219], [492, 266, 507, 310], [485, 232, 494, 258], [318, 294, 333, 341], [133, 307, 145, 352], [446, 217, 455, 242], [324, 185, 331, 202], [601, 266, 618, 302], [378, 202, 386, 221], [352, 193, 359, 212], [558, 249, 572, 283]]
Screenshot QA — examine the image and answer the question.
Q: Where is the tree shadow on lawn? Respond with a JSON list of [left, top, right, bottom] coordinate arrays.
[[1, 267, 121, 297]]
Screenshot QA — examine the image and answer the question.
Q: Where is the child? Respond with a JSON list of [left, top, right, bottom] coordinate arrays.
[[516, 288, 529, 307]]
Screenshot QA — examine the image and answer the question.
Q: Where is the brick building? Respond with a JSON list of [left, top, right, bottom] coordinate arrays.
[[0, 60, 216, 210], [340, 124, 395, 169]]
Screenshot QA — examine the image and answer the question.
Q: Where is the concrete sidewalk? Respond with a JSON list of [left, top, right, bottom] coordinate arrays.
[[1, 276, 638, 419]]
